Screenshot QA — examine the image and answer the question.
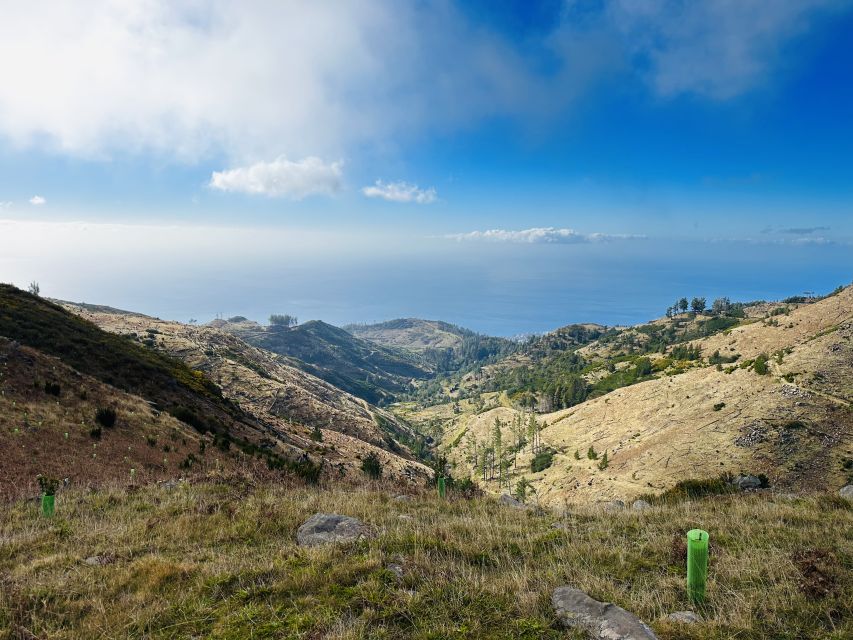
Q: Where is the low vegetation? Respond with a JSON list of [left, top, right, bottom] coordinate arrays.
[[1, 481, 850, 639]]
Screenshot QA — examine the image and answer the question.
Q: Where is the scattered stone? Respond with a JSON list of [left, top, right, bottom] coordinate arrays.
[[83, 554, 114, 566], [499, 494, 525, 509], [393, 494, 412, 502], [397, 514, 414, 522], [160, 480, 178, 491], [733, 475, 762, 490], [632, 499, 651, 511], [552, 586, 659, 639], [386, 563, 404, 580], [296, 513, 375, 547], [840, 485, 853, 501], [603, 500, 625, 512], [667, 611, 701, 624]]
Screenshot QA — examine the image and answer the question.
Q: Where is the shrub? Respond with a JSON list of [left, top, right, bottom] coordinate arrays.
[[753, 353, 769, 375], [37, 474, 59, 496], [310, 425, 323, 442], [573, 449, 581, 460], [361, 452, 383, 479], [531, 449, 554, 473], [89, 426, 102, 440], [146, 435, 157, 447], [587, 446, 598, 460], [43, 381, 61, 396], [713, 402, 726, 411], [95, 407, 117, 428], [597, 450, 609, 470], [179, 453, 199, 470], [169, 406, 205, 432], [644, 474, 737, 503]]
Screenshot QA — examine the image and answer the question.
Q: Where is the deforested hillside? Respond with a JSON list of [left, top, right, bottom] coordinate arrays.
[[344, 318, 468, 352], [213, 317, 433, 405], [404, 285, 853, 507], [0, 285, 323, 496], [61, 302, 431, 484]]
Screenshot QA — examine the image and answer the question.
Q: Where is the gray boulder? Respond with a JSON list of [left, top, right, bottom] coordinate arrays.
[[667, 611, 701, 624], [632, 499, 651, 511], [734, 475, 763, 490], [386, 563, 404, 580], [499, 494, 526, 509], [552, 586, 658, 639], [603, 500, 625, 512], [840, 485, 853, 500], [296, 513, 374, 547]]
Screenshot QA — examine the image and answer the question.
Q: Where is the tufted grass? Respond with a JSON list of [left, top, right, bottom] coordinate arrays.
[[1, 479, 851, 639]]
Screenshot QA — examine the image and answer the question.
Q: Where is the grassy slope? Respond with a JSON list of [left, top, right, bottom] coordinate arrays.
[[0, 285, 252, 439], [1, 482, 851, 639], [410, 286, 853, 505]]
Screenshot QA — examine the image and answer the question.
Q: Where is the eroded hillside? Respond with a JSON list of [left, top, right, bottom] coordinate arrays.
[[61, 303, 431, 485], [403, 286, 853, 507]]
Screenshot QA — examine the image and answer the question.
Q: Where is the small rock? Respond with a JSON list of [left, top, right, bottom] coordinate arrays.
[[83, 554, 114, 566], [603, 500, 625, 512], [733, 475, 762, 490], [632, 499, 651, 511], [386, 563, 404, 580], [499, 494, 526, 509], [397, 514, 414, 522], [840, 485, 853, 501], [667, 611, 701, 624], [296, 513, 375, 547], [394, 495, 412, 502], [552, 586, 658, 639]]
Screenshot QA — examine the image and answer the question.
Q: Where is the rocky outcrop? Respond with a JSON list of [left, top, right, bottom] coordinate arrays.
[[552, 586, 658, 639], [296, 513, 374, 546]]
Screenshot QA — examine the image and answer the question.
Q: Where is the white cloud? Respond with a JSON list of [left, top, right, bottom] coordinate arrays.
[[362, 180, 437, 204], [29, 195, 46, 205], [0, 1, 840, 164], [445, 227, 645, 244], [0, 201, 12, 209], [209, 156, 342, 199], [600, 0, 842, 99]]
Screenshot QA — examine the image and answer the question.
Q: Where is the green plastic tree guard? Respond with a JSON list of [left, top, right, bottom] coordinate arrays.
[[41, 494, 55, 518], [687, 529, 709, 602], [437, 476, 446, 498]]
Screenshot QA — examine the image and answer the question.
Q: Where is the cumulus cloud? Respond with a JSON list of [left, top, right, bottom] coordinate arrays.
[[209, 157, 342, 199], [0, 1, 836, 163], [29, 195, 46, 205], [445, 227, 645, 244], [362, 180, 437, 204]]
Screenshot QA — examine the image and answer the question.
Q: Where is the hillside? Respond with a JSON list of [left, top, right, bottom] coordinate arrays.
[[214, 318, 433, 405], [2, 482, 850, 639], [344, 318, 468, 352], [60, 302, 431, 484], [400, 285, 853, 507], [0, 285, 316, 497]]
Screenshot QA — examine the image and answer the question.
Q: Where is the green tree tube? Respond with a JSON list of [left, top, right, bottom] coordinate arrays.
[[437, 476, 446, 498], [41, 494, 55, 518], [687, 529, 709, 602]]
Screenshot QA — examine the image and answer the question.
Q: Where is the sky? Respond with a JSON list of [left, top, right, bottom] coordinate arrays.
[[1, 1, 852, 335]]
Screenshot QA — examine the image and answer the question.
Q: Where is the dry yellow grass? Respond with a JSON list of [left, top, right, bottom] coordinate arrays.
[[1, 480, 851, 639], [417, 288, 853, 507]]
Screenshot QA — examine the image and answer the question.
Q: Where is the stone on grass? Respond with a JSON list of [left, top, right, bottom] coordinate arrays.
[[394, 495, 412, 502], [552, 586, 658, 640], [296, 513, 374, 547], [840, 485, 853, 501], [499, 494, 526, 509], [734, 475, 762, 490], [632, 499, 651, 511], [603, 500, 625, 512], [386, 563, 404, 580], [667, 611, 701, 624]]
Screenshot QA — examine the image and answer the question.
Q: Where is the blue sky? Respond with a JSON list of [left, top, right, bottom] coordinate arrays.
[[1, 1, 851, 334]]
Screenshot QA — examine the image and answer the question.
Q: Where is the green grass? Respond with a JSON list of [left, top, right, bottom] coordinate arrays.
[[1, 481, 850, 639]]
